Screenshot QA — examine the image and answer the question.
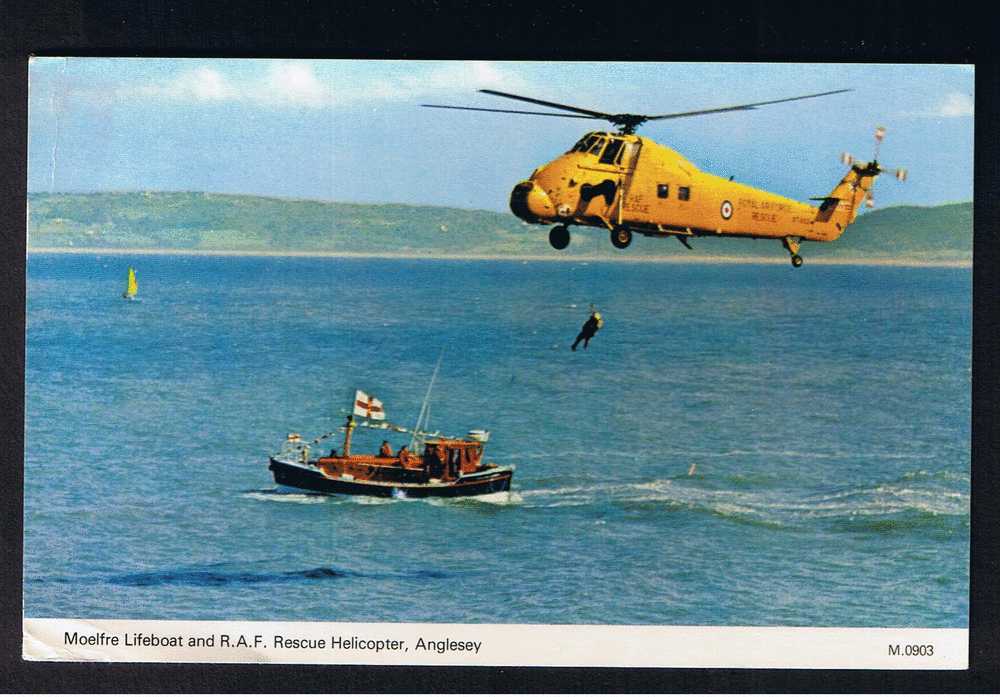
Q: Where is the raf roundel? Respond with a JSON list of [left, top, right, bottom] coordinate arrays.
[[720, 200, 734, 220]]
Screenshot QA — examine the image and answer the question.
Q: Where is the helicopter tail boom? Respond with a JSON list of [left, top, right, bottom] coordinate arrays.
[[816, 163, 880, 236]]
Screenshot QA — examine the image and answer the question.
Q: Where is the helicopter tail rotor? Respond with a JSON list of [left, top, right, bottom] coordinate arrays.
[[839, 127, 907, 210]]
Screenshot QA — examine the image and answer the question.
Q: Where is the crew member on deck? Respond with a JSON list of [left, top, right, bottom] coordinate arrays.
[[572, 307, 604, 351], [380, 440, 393, 457], [397, 444, 411, 468]]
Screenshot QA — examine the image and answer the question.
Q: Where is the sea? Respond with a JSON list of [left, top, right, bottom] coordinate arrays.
[[24, 253, 971, 627]]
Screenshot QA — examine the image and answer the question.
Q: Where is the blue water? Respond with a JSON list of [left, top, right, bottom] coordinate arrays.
[[24, 254, 970, 626]]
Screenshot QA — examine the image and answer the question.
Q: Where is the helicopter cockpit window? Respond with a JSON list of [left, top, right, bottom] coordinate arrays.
[[588, 137, 606, 155], [599, 138, 624, 165], [571, 134, 597, 153]]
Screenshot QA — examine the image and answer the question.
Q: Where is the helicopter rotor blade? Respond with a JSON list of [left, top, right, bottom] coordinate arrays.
[[477, 89, 614, 119], [421, 104, 600, 120], [430, 87, 853, 135], [645, 89, 853, 122]]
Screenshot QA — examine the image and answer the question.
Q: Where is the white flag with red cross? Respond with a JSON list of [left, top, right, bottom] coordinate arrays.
[[353, 390, 386, 420]]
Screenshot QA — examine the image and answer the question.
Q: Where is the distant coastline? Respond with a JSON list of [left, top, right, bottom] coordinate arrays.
[[27, 246, 973, 268], [27, 193, 973, 266]]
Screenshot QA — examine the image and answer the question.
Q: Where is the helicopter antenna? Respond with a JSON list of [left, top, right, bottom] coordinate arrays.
[[873, 125, 885, 162], [423, 88, 853, 135]]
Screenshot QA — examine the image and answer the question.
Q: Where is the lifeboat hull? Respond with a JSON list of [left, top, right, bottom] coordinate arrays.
[[268, 457, 513, 498]]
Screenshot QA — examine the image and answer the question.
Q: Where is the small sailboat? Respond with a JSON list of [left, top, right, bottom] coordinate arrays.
[[122, 266, 138, 301]]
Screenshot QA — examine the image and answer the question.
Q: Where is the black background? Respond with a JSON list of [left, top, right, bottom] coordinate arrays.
[[1, 1, 997, 692]]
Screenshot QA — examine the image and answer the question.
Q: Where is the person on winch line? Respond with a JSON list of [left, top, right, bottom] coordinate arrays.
[[571, 307, 604, 351]]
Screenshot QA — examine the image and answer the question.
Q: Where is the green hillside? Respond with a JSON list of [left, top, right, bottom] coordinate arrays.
[[27, 192, 972, 262]]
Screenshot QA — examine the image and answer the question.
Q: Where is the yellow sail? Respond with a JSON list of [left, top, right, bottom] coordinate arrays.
[[124, 267, 137, 299]]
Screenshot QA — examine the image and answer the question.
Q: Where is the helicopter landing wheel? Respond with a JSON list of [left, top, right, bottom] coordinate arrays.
[[549, 225, 570, 250], [611, 226, 633, 250], [791, 254, 804, 268]]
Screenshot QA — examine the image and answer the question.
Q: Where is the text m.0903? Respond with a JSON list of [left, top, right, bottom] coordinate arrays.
[[888, 644, 934, 656]]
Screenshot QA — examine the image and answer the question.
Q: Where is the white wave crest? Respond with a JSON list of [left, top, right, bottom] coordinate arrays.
[[241, 491, 328, 505]]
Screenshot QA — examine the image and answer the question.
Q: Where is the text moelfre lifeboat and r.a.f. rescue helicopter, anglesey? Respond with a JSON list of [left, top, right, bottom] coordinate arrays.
[[423, 89, 908, 267]]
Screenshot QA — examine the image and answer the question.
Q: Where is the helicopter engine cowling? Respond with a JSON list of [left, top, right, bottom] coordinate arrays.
[[510, 181, 554, 223]]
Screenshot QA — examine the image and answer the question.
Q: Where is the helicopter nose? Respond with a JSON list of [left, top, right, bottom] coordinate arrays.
[[509, 181, 554, 223]]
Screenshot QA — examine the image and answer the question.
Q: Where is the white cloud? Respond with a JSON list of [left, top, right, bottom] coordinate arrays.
[[124, 60, 530, 109], [337, 61, 525, 105], [899, 91, 974, 119], [383, 61, 530, 101], [937, 91, 974, 117], [260, 61, 331, 107], [131, 62, 329, 107], [138, 66, 237, 101]]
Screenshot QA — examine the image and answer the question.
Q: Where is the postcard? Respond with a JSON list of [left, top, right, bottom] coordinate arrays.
[[22, 59, 972, 668]]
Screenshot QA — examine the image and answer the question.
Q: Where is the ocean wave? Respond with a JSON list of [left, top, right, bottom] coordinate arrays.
[[517, 475, 969, 535], [827, 509, 970, 535], [427, 491, 523, 507], [502, 446, 941, 466], [241, 489, 331, 505], [241, 472, 967, 537], [899, 469, 970, 484], [241, 487, 520, 507]]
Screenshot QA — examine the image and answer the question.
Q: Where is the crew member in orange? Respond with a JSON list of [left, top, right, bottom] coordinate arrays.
[[397, 444, 411, 468], [379, 440, 393, 457]]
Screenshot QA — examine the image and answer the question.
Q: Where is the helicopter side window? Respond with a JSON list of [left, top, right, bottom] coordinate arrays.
[[657, 184, 669, 199], [678, 186, 691, 201], [599, 139, 624, 165]]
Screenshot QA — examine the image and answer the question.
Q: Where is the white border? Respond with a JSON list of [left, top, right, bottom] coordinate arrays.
[[23, 618, 968, 669]]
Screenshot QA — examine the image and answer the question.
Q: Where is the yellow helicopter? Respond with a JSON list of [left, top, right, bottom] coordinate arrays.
[[424, 89, 907, 267]]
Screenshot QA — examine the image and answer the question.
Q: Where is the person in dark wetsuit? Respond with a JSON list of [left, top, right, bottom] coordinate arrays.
[[571, 308, 604, 351]]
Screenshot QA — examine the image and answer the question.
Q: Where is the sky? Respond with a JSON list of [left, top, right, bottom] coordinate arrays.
[[27, 59, 974, 212]]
